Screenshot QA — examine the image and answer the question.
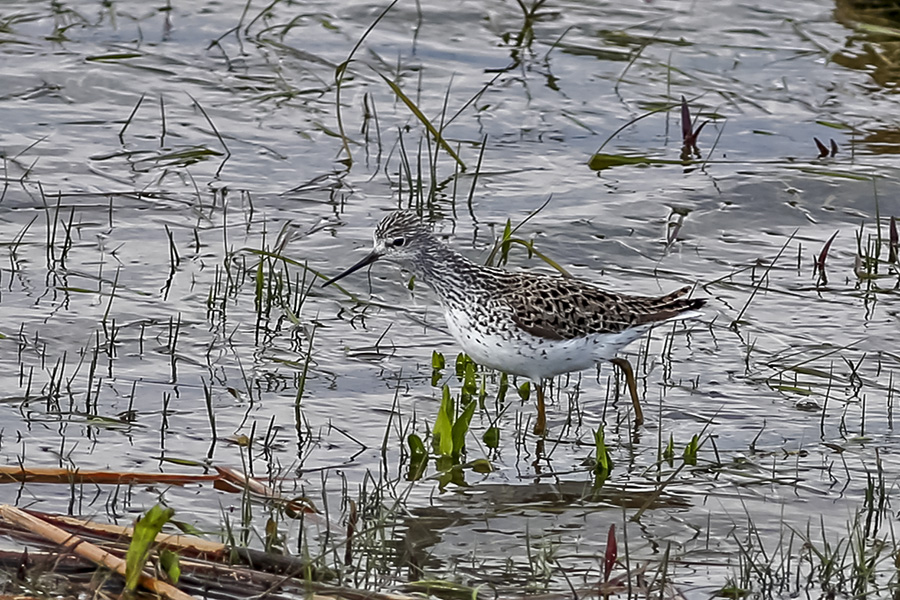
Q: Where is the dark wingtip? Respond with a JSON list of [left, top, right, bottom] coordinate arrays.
[[635, 293, 706, 325], [669, 286, 706, 312], [687, 297, 707, 311], [663, 287, 706, 312]]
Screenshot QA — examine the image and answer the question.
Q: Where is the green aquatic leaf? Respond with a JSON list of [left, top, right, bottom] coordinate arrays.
[[663, 433, 675, 463], [468, 458, 494, 474], [171, 520, 204, 536], [496, 373, 508, 403], [431, 350, 445, 386], [408, 434, 427, 461], [683, 434, 699, 466], [588, 152, 687, 171], [462, 361, 477, 396], [451, 400, 476, 457], [433, 386, 454, 457], [588, 153, 651, 170], [125, 504, 175, 592], [455, 353, 469, 379], [593, 425, 613, 476], [517, 381, 530, 401], [159, 548, 181, 583], [482, 426, 500, 449]]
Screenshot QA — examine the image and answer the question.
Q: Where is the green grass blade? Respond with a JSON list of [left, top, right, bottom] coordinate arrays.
[[334, 0, 401, 165], [377, 72, 466, 171]]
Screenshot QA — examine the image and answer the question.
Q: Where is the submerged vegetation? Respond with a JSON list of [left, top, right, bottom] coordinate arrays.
[[0, 0, 899, 598]]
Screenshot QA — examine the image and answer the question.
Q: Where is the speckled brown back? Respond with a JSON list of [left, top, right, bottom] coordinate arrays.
[[500, 275, 705, 341]]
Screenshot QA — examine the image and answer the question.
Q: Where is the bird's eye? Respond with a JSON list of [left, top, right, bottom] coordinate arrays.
[[392, 237, 406, 247]]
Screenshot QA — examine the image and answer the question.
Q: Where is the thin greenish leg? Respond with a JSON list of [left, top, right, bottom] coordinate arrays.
[[610, 357, 644, 426], [533, 381, 547, 436]]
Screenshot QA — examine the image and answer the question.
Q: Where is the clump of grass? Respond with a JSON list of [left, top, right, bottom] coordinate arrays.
[[404, 351, 493, 488], [431, 384, 476, 461], [722, 507, 899, 599]]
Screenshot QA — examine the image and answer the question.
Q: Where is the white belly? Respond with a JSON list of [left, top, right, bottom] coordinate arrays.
[[442, 305, 649, 382]]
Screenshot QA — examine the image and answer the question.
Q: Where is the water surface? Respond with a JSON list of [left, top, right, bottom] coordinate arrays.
[[1, 0, 898, 596]]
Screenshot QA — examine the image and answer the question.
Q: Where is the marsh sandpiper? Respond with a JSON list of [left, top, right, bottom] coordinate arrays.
[[323, 211, 705, 435]]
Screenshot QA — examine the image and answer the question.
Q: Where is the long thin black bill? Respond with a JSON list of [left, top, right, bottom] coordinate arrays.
[[321, 250, 381, 287]]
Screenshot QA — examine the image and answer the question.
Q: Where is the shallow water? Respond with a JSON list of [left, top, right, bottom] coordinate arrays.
[[1, 0, 899, 596]]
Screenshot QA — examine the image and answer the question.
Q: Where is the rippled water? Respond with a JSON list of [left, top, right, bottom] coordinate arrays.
[[1, 0, 898, 596]]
